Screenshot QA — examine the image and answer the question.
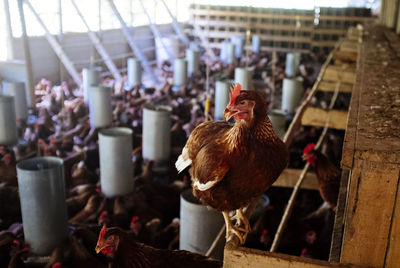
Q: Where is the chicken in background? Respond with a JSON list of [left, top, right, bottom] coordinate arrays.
[[95, 226, 222, 268], [302, 143, 341, 210], [0, 152, 17, 186], [176, 83, 289, 244]]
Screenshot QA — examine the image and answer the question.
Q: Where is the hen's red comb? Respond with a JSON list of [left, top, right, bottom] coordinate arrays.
[[262, 230, 268, 236], [131, 216, 139, 224], [229, 83, 242, 106], [52, 262, 62, 268], [99, 211, 108, 220], [99, 225, 107, 241], [303, 143, 316, 155]]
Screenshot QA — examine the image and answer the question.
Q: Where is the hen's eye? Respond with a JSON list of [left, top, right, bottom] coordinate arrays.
[[239, 101, 245, 105]]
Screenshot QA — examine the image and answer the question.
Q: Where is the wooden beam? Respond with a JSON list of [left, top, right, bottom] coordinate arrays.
[[322, 66, 356, 84], [224, 246, 363, 268], [385, 177, 400, 267], [333, 51, 357, 63], [273, 168, 318, 190], [341, 159, 400, 267], [317, 81, 353, 93], [301, 107, 348, 130]]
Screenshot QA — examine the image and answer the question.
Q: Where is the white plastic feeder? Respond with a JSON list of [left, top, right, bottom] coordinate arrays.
[[285, 52, 301, 77], [230, 35, 245, 57], [282, 77, 304, 114], [82, 67, 101, 104], [16, 157, 68, 255], [214, 81, 230, 121], [2, 81, 28, 120], [225, 43, 236, 65], [127, 58, 142, 88], [88, 85, 112, 128], [252, 35, 261, 54], [173, 58, 187, 87], [0, 95, 18, 146], [180, 189, 225, 260], [220, 41, 228, 62], [234, 67, 253, 91], [186, 48, 200, 76], [142, 105, 171, 163], [98, 127, 133, 197], [268, 109, 286, 139]]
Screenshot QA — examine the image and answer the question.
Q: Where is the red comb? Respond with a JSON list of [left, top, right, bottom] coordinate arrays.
[[52, 262, 62, 268], [229, 83, 242, 106], [303, 143, 316, 155], [99, 211, 108, 220], [262, 230, 268, 236], [96, 188, 101, 193], [12, 240, 20, 247], [50, 138, 57, 144], [99, 225, 107, 241], [131, 216, 139, 224], [301, 248, 307, 257]]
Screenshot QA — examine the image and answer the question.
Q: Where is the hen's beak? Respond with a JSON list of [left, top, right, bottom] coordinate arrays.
[[95, 244, 103, 254], [224, 106, 239, 121], [302, 154, 311, 161]]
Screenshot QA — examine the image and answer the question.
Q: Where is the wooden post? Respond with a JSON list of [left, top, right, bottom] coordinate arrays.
[[17, 0, 35, 108]]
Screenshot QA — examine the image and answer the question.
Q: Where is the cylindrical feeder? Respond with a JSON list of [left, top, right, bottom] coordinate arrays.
[[142, 105, 171, 169], [285, 52, 301, 78], [16, 157, 68, 255], [82, 67, 101, 104], [252, 35, 261, 54], [219, 41, 228, 62], [98, 128, 133, 197], [189, 41, 200, 52], [234, 67, 253, 91], [186, 49, 200, 76], [180, 189, 225, 260], [127, 58, 142, 88], [230, 35, 244, 57], [2, 81, 28, 120], [282, 77, 304, 114], [88, 85, 112, 128], [0, 95, 18, 146], [225, 43, 236, 65], [214, 81, 230, 121], [268, 109, 286, 139], [173, 58, 187, 87]]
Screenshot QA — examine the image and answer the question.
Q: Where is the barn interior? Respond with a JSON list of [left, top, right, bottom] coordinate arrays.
[[0, 0, 399, 267]]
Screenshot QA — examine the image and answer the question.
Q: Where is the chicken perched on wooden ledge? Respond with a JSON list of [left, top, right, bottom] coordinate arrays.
[[302, 143, 340, 210], [175, 83, 289, 245]]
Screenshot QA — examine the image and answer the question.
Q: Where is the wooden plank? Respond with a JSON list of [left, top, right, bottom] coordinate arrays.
[[273, 168, 318, 190], [340, 40, 359, 53], [317, 81, 353, 93], [329, 170, 350, 262], [341, 159, 400, 267], [322, 66, 356, 84], [385, 177, 400, 267], [301, 107, 348, 130], [334, 51, 357, 63], [224, 246, 363, 268], [318, 15, 367, 22]]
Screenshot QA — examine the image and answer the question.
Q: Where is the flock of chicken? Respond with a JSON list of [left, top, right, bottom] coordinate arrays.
[[0, 49, 349, 267]]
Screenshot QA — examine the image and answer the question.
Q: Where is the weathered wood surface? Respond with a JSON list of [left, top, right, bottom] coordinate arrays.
[[317, 81, 353, 93], [273, 168, 318, 190], [341, 159, 400, 267], [224, 246, 366, 268], [301, 107, 348, 130], [385, 177, 400, 268], [322, 66, 356, 84], [333, 51, 358, 63]]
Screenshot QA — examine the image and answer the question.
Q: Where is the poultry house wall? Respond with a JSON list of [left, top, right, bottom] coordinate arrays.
[[9, 24, 176, 84]]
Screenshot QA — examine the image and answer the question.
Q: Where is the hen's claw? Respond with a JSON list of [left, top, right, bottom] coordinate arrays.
[[222, 209, 250, 245]]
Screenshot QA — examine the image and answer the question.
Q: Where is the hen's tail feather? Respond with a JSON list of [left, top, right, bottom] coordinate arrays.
[[175, 148, 192, 173]]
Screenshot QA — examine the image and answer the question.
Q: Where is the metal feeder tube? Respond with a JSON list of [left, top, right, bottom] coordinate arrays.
[[268, 109, 286, 139], [127, 58, 142, 88], [0, 95, 17, 146], [285, 52, 301, 78], [252, 35, 260, 54], [214, 81, 230, 121], [282, 77, 304, 114], [2, 81, 28, 120], [186, 49, 200, 76], [173, 58, 187, 87], [16, 157, 68, 255], [234, 67, 253, 91], [98, 127, 133, 197], [88, 85, 112, 128], [82, 67, 101, 104]]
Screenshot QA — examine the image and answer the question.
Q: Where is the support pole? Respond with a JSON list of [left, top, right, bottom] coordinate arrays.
[[24, 0, 83, 87], [106, 0, 159, 85], [70, 0, 122, 84], [17, 0, 35, 107], [158, 0, 190, 45], [138, 0, 174, 61], [3, 0, 14, 59]]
